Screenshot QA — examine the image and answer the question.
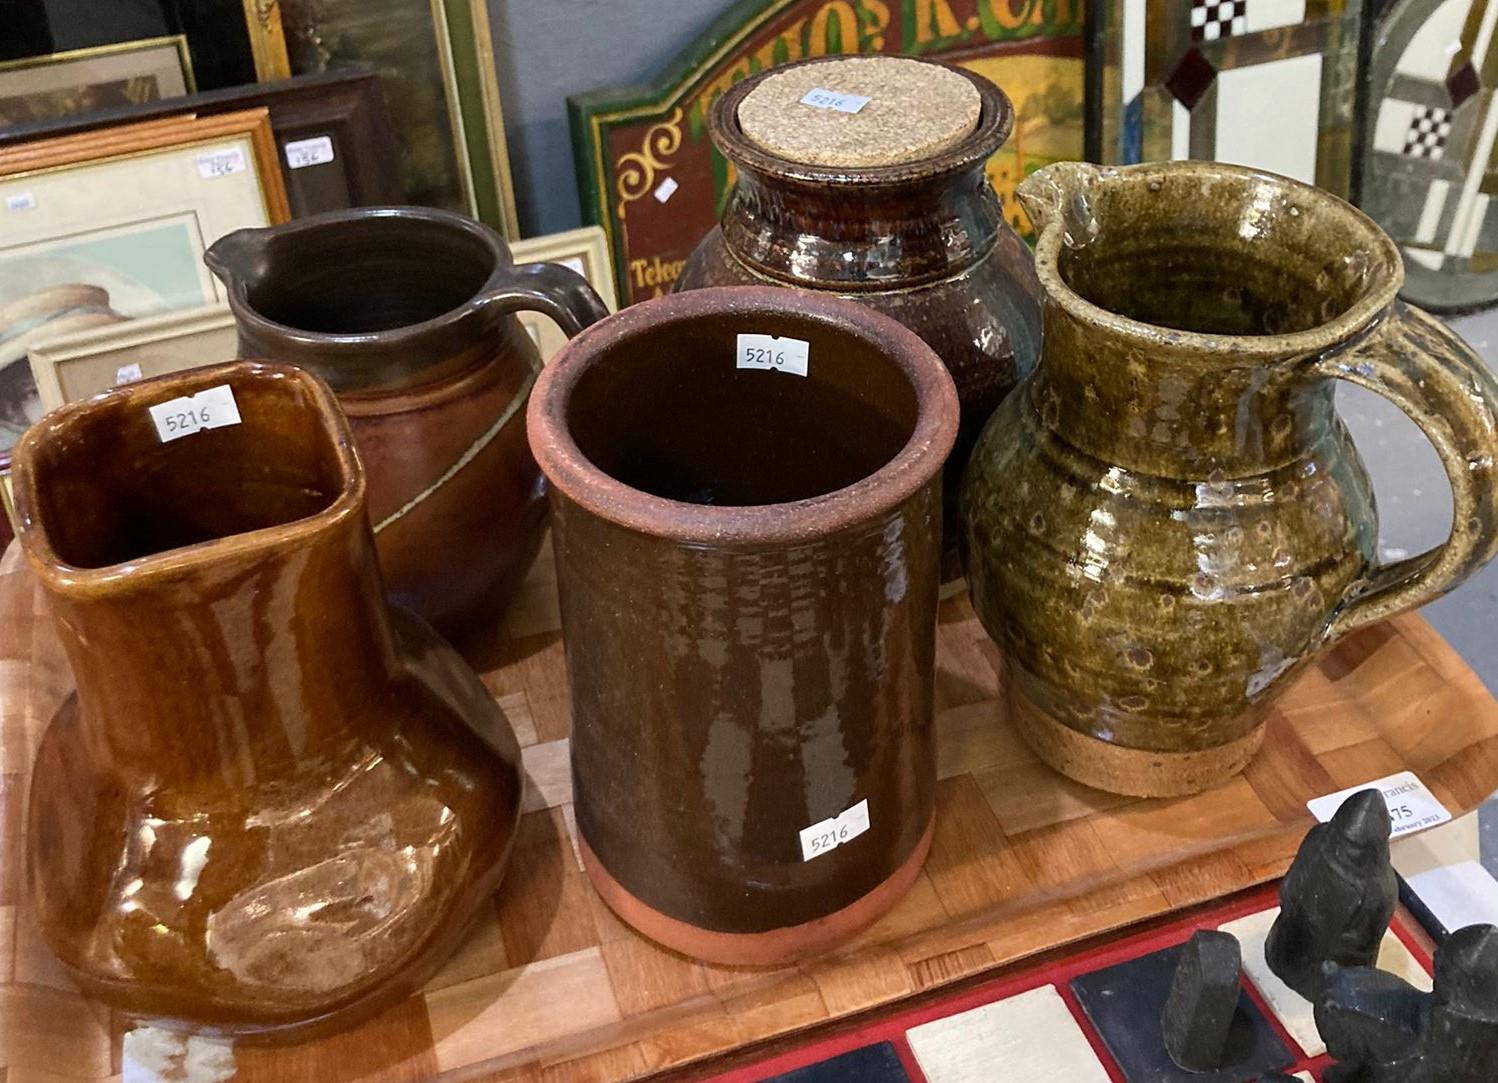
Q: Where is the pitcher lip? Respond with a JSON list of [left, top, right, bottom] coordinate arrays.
[[11, 361, 366, 590], [528, 286, 960, 547], [1030, 161, 1404, 359], [207, 205, 512, 350], [709, 58, 1013, 187]]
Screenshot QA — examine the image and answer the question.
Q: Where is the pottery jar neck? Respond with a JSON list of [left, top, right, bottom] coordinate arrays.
[[13, 364, 402, 791]]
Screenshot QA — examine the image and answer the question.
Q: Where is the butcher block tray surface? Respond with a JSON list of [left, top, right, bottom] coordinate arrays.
[[1, 539, 1495, 1083]]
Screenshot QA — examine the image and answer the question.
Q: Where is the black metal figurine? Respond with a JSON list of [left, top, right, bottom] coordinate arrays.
[[1266, 789, 1397, 1001], [1163, 929, 1243, 1071]]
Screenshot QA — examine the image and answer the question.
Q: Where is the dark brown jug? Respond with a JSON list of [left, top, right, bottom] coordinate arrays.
[[529, 287, 958, 964], [962, 162, 1498, 797], [10, 361, 524, 1039], [206, 207, 609, 643], [676, 57, 1042, 531]]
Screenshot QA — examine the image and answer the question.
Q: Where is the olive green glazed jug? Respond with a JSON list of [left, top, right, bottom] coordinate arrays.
[[961, 161, 1498, 798]]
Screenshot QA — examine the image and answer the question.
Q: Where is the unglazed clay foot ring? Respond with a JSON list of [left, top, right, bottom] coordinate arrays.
[[580, 816, 935, 965], [1010, 692, 1267, 798]]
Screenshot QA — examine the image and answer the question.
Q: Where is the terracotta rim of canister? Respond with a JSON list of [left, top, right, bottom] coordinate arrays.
[[1023, 160, 1405, 361], [709, 56, 1013, 188], [528, 285, 960, 547]]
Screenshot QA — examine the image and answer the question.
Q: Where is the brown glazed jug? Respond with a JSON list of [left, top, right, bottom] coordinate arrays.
[[961, 161, 1498, 798], [529, 286, 958, 964], [206, 207, 609, 642], [676, 56, 1041, 527], [10, 361, 524, 1039]]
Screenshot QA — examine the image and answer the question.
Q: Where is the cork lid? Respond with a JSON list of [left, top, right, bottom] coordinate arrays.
[[736, 56, 981, 168]]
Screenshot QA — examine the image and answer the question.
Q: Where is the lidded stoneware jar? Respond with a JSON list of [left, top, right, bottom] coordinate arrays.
[[207, 207, 609, 643], [962, 161, 1498, 797], [530, 286, 958, 964], [677, 55, 1041, 529], [11, 361, 524, 1039]]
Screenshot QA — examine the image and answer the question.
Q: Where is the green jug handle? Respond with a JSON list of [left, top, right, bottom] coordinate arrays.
[[1303, 301, 1498, 645], [474, 259, 611, 370]]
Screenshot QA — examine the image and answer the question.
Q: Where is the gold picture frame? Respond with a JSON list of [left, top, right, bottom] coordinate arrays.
[[0, 35, 195, 128], [509, 226, 617, 363], [28, 304, 237, 413]]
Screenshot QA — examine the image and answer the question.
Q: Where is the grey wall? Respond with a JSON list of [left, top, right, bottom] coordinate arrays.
[[488, 0, 730, 236]]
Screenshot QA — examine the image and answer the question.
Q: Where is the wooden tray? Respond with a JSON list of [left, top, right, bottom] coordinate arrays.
[[2, 539, 1496, 1083]]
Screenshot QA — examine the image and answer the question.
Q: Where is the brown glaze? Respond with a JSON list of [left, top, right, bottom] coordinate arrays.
[[961, 161, 1498, 797], [529, 287, 958, 963], [10, 361, 524, 1040], [206, 207, 609, 644], [676, 57, 1042, 533]]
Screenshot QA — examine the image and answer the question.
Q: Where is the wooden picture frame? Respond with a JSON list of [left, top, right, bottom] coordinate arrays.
[[28, 303, 237, 412], [0, 108, 289, 467], [0, 35, 194, 128], [0, 71, 403, 216], [508, 226, 617, 363], [279, 0, 520, 236]]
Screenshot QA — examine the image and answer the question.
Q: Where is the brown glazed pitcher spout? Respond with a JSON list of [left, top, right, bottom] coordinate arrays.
[[963, 161, 1498, 798]]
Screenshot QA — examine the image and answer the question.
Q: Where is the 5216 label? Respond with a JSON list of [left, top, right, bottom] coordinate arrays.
[[148, 385, 242, 443], [800, 87, 871, 114], [736, 332, 809, 377], [799, 799, 870, 862]]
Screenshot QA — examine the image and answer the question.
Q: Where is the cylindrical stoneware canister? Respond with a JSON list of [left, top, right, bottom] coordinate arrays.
[[677, 55, 1042, 544], [529, 286, 959, 964], [206, 207, 609, 643]]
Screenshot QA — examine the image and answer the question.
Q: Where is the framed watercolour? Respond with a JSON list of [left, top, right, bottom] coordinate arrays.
[[0, 109, 288, 465], [509, 227, 618, 363], [29, 304, 237, 412], [570, 0, 1086, 305], [1361, 0, 1498, 312], [0, 3, 289, 95], [1085, 0, 1363, 197], [0, 36, 194, 128], [279, 0, 520, 235], [0, 71, 403, 217]]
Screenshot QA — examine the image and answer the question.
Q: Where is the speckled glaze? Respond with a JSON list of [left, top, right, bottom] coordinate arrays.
[[962, 162, 1498, 797], [10, 362, 524, 1040], [529, 287, 958, 964], [206, 208, 608, 644], [676, 58, 1041, 534]]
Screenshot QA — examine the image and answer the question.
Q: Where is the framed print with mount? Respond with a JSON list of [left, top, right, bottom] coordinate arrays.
[[508, 226, 617, 363], [0, 71, 403, 217], [0, 36, 194, 128], [0, 108, 289, 471], [28, 303, 237, 412], [278, 0, 520, 236]]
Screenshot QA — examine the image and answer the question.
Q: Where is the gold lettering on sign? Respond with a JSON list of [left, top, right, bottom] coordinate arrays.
[[911, 0, 963, 45], [809, 0, 862, 52], [861, 0, 891, 50], [629, 257, 687, 295], [614, 108, 685, 221]]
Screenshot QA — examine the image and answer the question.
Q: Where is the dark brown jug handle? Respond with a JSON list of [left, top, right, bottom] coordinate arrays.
[[474, 261, 611, 356], [1301, 301, 1498, 644]]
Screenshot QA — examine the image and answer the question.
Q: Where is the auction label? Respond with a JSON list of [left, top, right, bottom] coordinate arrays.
[[284, 135, 336, 170], [5, 192, 36, 212], [1307, 771, 1451, 839], [197, 146, 247, 179], [800, 799, 871, 861], [801, 87, 871, 114], [736, 332, 809, 377], [149, 385, 242, 443]]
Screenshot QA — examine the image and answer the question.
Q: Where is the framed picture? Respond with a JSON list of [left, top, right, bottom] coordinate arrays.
[[0, 71, 403, 217], [280, 0, 520, 235], [569, 0, 1085, 306], [0, 3, 289, 97], [29, 303, 237, 411], [0, 36, 194, 128], [1360, 0, 1498, 312], [509, 227, 618, 363], [1084, 0, 1363, 197], [0, 108, 289, 466]]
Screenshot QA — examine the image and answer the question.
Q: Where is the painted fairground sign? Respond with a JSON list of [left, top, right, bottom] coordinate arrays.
[[569, 0, 1085, 304]]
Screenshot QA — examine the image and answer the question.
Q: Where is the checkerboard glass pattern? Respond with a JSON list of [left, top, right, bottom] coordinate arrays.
[[1361, 0, 1498, 312], [1087, 0, 1363, 197]]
